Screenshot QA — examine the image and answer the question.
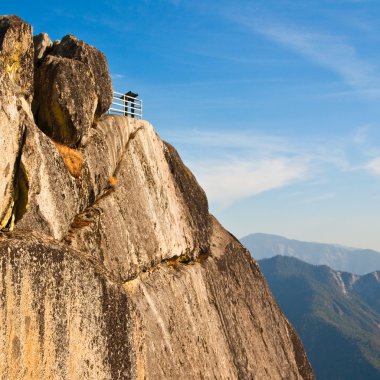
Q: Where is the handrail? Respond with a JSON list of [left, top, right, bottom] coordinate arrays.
[[107, 91, 143, 119]]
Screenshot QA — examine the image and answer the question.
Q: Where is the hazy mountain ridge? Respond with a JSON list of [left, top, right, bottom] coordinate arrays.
[[259, 255, 380, 380], [242, 232, 380, 274]]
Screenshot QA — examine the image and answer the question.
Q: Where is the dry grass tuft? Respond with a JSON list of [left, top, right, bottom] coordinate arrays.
[[109, 175, 117, 188], [165, 254, 192, 269], [178, 254, 191, 264], [54, 142, 84, 178], [71, 216, 92, 229], [166, 258, 180, 269]]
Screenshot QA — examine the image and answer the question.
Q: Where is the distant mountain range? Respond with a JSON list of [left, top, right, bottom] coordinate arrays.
[[241, 233, 380, 275], [259, 255, 380, 380]]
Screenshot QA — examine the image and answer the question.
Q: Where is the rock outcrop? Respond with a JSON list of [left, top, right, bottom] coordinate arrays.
[[33, 55, 98, 146], [0, 15, 34, 100], [0, 15, 314, 379], [33, 32, 52, 63], [126, 217, 313, 379], [50, 35, 113, 115], [32, 33, 113, 146], [0, 15, 34, 230]]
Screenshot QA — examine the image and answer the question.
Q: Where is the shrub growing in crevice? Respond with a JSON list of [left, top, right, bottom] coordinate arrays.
[[71, 215, 92, 229], [165, 254, 192, 269], [54, 142, 83, 178], [109, 175, 117, 188]]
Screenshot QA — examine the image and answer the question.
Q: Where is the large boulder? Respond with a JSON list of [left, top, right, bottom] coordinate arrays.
[[33, 32, 52, 63], [0, 15, 34, 101], [0, 15, 34, 230], [33, 55, 98, 146], [14, 122, 82, 239], [50, 34, 113, 115]]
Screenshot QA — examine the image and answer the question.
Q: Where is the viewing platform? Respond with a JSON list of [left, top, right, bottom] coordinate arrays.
[[108, 91, 143, 120]]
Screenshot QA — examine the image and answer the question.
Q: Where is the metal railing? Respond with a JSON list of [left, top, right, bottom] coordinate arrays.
[[108, 91, 143, 119]]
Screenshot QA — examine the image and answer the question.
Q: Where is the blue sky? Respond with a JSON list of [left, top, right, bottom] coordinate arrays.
[[5, 0, 380, 250]]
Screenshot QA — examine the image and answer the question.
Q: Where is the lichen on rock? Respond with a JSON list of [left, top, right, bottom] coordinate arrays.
[[32, 33, 113, 147], [33, 32, 52, 63], [0, 15, 34, 231], [0, 15, 34, 101], [33, 55, 97, 146], [0, 232, 133, 379], [50, 34, 113, 115]]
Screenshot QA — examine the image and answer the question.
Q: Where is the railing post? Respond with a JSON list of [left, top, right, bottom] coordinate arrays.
[[108, 91, 143, 119], [123, 93, 127, 117]]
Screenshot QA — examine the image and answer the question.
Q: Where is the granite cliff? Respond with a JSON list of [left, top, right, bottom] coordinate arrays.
[[0, 15, 314, 379]]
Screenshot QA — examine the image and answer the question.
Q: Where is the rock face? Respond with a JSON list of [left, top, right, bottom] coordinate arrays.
[[33, 32, 52, 63], [0, 15, 34, 100], [64, 122, 211, 282], [50, 34, 113, 115], [34, 55, 98, 146], [0, 16, 314, 379], [126, 217, 313, 379], [0, 15, 34, 230], [32, 33, 113, 146], [0, 232, 133, 380]]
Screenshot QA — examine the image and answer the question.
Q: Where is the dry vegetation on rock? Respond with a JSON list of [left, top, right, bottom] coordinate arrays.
[[54, 142, 84, 178]]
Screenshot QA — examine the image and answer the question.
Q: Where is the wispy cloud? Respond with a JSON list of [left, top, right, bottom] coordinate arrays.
[[227, 15, 380, 95], [363, 157, 380, 175], [168, 130, 292, 154], [352, 125, 370, 145], [302, 193, 336, 204], [111, 73, 125, 79], [190, 156, 309, 210], [170, 130, 322, 209], [170, 129, 348, 168], [167, 126, 380, 209]]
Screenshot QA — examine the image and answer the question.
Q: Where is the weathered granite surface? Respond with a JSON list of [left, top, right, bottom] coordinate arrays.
[[0, 15, 314, 380], [126, 217, 313, 380], [33, 32, 52, 63], [0, 231, 133, 380], [32, 33, 112, 146], [0, 15, 34, 230], [33, 55, 97, 146], [65, 120, 209, 282], [50, 34, 113, 115]]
